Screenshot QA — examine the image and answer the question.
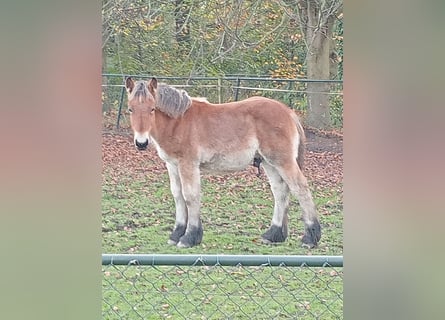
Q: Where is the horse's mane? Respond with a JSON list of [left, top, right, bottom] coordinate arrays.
[[156, 83, 192, 119], [129, 81, 192, 119]]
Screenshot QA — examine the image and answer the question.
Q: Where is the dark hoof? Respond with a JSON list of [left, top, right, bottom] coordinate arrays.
[[168, 224, 187, 245], [302, 220, 321, 248], [177, 224, 203, 248], [261, 224, 288, 244]]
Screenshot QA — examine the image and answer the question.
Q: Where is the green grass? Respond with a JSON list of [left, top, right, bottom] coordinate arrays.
[[102, 170, 343, 255], [103, 264, 343, 319], [102, 164, 343, 319]]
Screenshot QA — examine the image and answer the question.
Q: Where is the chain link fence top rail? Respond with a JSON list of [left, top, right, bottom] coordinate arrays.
[[102, 254, 343, 319]]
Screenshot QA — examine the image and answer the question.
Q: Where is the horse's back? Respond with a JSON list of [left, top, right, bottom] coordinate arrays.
[[204, 96, 294, 121], [192, 96, 301, 167], [193, 96, 300, 141], [230, 96, 299, 131]]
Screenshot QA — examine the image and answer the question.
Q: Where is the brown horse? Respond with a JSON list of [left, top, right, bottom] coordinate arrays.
[[124, 77, 321, 248]]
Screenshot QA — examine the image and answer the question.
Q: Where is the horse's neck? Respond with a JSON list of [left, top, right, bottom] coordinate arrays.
[[151, 110, 180, 143]]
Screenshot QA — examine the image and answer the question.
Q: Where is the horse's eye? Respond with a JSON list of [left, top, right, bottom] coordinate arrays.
[[150, 108, 155, 113], [128, 108, 133, 113]]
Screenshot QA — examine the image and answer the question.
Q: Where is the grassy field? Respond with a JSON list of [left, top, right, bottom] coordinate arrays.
[[102, 137, 343, 319], [103, 263, 343, 319], [102, 133, 343, 319], [102, 159, 343, 255]]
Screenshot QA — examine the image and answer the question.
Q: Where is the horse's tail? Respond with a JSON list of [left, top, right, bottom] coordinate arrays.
[[292, 112, 306, 170]]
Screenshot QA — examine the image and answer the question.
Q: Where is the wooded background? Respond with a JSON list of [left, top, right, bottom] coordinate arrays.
[[102, 0, 343, 129]]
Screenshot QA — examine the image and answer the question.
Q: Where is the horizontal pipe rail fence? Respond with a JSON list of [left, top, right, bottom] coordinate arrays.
[[102, 253, 343, 267], [101, 74, 343, 129], [102, 73, 343, 83]]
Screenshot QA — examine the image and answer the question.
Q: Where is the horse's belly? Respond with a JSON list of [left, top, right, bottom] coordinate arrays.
[[200, 150, 255, 173]]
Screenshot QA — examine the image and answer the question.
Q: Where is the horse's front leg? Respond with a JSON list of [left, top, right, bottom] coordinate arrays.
[[176, 163, 203, 248], [166, 163, 188, 245]]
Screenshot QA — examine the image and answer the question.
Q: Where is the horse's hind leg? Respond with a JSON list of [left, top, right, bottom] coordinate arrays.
[[166, 163, 187, 245], [261, 162, 290, 243], [277, 163, 321, 248]]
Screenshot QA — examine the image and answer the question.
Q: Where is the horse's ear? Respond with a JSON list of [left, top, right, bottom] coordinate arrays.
[[125, 77, 134, 93], [147, 77, 158, 96]]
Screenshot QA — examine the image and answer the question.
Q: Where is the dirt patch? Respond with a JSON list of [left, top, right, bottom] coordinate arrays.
[[305, 127, 343, 154], [102, 128, 343, 194]]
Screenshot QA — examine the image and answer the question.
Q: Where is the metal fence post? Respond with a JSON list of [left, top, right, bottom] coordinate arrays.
[[234, 77, 240, 101], [116, 85, 126, 129], [217, 77, 222, 104]]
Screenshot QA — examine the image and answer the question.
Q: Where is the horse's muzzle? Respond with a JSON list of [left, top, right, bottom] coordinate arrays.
[[135, 139, 148, 150]]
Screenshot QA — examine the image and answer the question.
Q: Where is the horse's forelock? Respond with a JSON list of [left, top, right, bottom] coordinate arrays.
[[129, 80, 154, 103]]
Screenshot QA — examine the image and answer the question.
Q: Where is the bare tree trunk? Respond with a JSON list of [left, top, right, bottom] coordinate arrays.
[[175, 0, 191, 46], [306, 16, 333, 129], [298, 0, 341, 129]]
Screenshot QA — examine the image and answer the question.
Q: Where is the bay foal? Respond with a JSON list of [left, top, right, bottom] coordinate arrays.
[[125, 77, 321, 248]]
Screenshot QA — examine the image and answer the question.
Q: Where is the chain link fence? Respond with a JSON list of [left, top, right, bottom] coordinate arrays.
[[102, 254, 343, 319]]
